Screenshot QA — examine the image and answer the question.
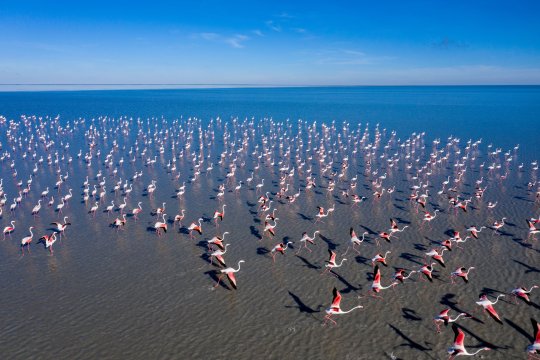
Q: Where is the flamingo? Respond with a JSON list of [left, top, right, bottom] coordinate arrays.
[[371, 251, 391, 267], [270, 241, 293, 262], [118, 197, 127, 214], [20, 226, 34, 254], [154, 202, 166, 216], [214, 260, 244, 289], [475, 294, 504, 324], [56, 198, 65, 213], [323, 287, 363, 325], [392, 269, 416, 284], [213, 204, 226, 225], [434, 309, 469, 333], [188, 218, 203, 238], [174, 209, 186, 226], [296, 230, 319, 254], [418, 263, 436, 282], [209, 244, 230, 266], [345, 228, 367, 255], [40, 232, 57, 254], [111, 214, 127, 230], [132, 202, 143, 219], [425, 248, 447, 267], [207, 231, 229, 250], [369, 265, 398, 299], [51, 217, 71, 238], [465, 225, 486, 239], [527, 220, 540, 239], [450, 267, 475, 284], [3, 221, 15, 240], [321, 249, 347, 275], [154, 213, 167, 236], [511, 285, 538, 304], [31, 199, 42, 216], [527, 319, 540, 358], [89, 202, 99, 216], [106, 200, 115, 215], [447, 324, 490, 359], [315, 204, 335, 223], [492, 217, 506, 234], [263, 219, 278, 237]]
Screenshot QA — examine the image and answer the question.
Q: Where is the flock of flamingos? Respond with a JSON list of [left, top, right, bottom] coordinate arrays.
[[0, 114, 539, 359]]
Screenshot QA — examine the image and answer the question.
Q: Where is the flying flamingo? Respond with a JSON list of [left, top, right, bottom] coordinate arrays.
[[315, 204, 335, 223], [20, 226, 34, 255], [425, 248, 447, 267], [263, 219, 278, 237], [450, 267, 475, 284], [527, 220, 540, 239], [371, 251, 391, 267], [3, 221, 15, 240], [214, 260, 245, 289], [207, 231, 229, 250], [434, 309, 470, 333], [188, 218, 203, 238], [296, 230, 320, 254], [511, 285, 538, 304], [527, 319, 540, 358], [392, 269, 416, 284], [321, 249, 347, 276], [389, 218, 409, 234], [345, 228, 367, 255], [422, 209, 440, 226], [466, 225, 486, 239], [369, 265, 398, 299], [447, 324, 490, 359], [475, 294, 504, 324], [492, 217, 506, 234], [418, 263, 436, 282], [323, 287, 363, 325], [154, 213, 168, 236], [270, 241, 293, 262], [209, 244, 230, 266]]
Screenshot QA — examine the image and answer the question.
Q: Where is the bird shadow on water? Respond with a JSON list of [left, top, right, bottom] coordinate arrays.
[[334, 273, 361, 294], [388, 324, 433, 354], [458, 324, 510, 350], [399, 252, 423, 266], [285, 291, 323, 317], [256, 247, 270, 256], [402, 308, 422, 322], [297, 212, 313, 221], [295, 255, 320, 269], [250, 225, 262, 240], [513, 259, 540, 274], [319, 234, 339, 250], [504, 318, 533, 342]]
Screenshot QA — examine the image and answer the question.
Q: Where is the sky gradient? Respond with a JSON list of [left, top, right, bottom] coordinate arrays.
[[1, 0, 539, 87]]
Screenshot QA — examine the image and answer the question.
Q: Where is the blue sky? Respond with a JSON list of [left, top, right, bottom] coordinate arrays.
[[1, 0, 539, 86]]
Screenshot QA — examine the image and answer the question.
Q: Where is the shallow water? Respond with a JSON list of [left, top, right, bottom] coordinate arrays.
[[0, 87, 539, 360]]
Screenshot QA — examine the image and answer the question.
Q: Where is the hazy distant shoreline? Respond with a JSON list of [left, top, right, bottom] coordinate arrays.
[[1, 84, 539, 92]]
